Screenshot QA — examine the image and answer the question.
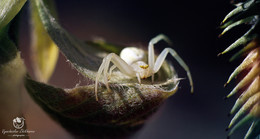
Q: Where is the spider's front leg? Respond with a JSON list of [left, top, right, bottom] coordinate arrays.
[[148, 34, 193, 92], [95, 53, 137, 101], [148, 34, 172, 83], [153, 48, 194, 92]]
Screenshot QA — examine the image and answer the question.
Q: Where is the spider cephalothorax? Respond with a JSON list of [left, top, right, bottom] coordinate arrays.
[[95, 34, 194, 100]]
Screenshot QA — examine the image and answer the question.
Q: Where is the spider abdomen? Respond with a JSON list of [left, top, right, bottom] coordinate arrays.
[[120, 47, 146, 64]]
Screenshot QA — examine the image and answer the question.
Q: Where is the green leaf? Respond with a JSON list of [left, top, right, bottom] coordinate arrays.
[[0, 0, 27, 30], [34, 0, 105, 80], [30, 0, 59, 82], [0, 25, 17, 65]]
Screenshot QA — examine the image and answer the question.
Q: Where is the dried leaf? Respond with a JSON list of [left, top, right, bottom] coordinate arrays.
[[25, 61, 179, 138]]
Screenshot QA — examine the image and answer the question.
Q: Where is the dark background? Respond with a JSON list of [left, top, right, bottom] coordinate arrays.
[[20, 0, 250, 139]]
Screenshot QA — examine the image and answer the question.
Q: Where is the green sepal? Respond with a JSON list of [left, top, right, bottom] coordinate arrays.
[[245, 120, 260, 139], [226, 50, 257, 85], [228, 114, 255, 136], [229, 93, 260, 128], [229, 39, 258, 61], [221, 0, 259, 27], [221, 4, 244, 24], [220, 16, 255, 37], [219, 31, 257, 55], [230, 77, 260, 115], [226, 62, 260, 98]]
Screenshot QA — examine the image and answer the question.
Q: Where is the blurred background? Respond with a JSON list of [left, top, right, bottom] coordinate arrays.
[[19, 0, 250, 138]]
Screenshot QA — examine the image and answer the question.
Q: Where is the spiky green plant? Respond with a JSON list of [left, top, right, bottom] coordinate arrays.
[[219, 0, 260, 138]]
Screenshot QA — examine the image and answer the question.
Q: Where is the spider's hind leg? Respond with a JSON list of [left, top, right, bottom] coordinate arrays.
[[95, 59, 106, 100], [108, 65, 117, 80], [95, 53, 137, 101], [95, 55, 114, 101], [103, 59, 112, 93]]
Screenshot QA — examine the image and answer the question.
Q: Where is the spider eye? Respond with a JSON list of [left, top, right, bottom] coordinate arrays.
[[139, 65, 149, 69]]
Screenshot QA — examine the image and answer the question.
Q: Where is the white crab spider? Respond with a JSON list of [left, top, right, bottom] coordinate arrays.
[[95, 34, 193, 100]]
